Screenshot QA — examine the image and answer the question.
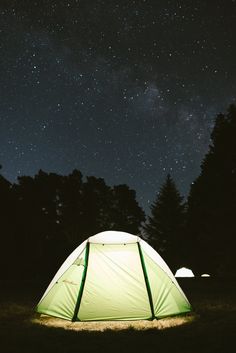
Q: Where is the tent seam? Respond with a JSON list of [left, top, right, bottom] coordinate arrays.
[[137, 242, 155, 320], [72, 242, 90, 321]]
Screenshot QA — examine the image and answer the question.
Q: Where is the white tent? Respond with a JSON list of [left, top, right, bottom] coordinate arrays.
[[175, 267, 195, 278], [37, 231, 191, 321]]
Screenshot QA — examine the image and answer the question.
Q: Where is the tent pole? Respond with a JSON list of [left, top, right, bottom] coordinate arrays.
[[72, 241, 90, 321], [137, 242, 155, 320]]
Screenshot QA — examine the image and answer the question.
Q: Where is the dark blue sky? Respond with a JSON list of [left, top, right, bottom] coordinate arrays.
[[1, 0, 236, 212]]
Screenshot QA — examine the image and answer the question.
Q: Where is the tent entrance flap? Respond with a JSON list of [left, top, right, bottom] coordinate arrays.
[[77, 243, 151, 321]]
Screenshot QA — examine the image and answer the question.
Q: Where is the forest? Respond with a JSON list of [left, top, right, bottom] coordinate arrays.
[[1, 104, 236, 280]]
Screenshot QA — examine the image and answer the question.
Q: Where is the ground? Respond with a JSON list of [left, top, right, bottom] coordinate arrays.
[[0, 278, 235, 353]]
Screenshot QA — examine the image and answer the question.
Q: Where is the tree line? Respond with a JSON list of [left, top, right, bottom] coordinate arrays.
[[0, 169, 145, 280], [1, 104, 236, 280], [144, 104, 236, 277]]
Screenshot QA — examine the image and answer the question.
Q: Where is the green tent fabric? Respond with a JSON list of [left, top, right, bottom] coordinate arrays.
[[36, 231, 191, 321]]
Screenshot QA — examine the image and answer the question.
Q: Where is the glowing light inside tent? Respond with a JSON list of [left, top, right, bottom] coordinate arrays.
[[175, 267, 195, 278], [201, 273, 210, 277]]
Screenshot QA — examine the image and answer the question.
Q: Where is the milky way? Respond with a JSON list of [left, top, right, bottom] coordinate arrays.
[[1, 1, 236, 212]]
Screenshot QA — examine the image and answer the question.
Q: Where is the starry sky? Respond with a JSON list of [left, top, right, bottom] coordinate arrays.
[[1, 0, 236, 213]]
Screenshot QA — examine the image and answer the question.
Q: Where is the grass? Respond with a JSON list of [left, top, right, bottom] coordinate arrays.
[[0, 278, 235, 353], [33, 313, 194, 332]]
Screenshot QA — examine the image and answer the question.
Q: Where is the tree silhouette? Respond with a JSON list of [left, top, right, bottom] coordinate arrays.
[[187, 104, 236, 276], [1, 168, 145, 280], [143, 174, 186, 272], [80, 178, 145, 237], [0, 170, 16, 279], [12, 171, 67, 278], [80, 176, 113, 237], [110, 184, 145, 234]]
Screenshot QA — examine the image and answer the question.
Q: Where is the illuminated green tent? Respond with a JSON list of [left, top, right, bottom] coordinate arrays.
[[36, 231, 191, 321]]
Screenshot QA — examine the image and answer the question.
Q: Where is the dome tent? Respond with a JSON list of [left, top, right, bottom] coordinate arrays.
[[36, 231, 191, 321], [175, 267, 195, 278]]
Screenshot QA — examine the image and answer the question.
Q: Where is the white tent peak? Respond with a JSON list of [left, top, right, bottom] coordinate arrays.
[[89, 230, 139, 244]]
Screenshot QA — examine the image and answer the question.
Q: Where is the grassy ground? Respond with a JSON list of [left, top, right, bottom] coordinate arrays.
[[0, 278, 235, 353]]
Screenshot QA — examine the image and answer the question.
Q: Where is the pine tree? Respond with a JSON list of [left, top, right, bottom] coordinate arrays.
[[143, 174, 186, 271], [187, 104, 236, 276]]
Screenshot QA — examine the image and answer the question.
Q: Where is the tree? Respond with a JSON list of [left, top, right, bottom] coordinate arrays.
[[143, 174, 186, 272], [187, 104, 236, 276], [0, 169, 16, 279], [59, 169, 84, 247], [80, 178, 145, 237], [1, 166, 145, 280], [13, 170, 68, 279], [80, 176, 112, 238], [110, 184, 145, 234]]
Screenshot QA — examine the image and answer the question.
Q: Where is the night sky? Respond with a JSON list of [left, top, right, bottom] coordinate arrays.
[[1, 0, 236, 213]]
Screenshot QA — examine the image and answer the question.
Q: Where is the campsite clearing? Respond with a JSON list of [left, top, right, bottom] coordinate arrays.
[[0, 277, 235, 353]]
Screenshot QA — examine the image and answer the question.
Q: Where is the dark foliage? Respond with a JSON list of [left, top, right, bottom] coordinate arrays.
[[143, 174, 186, 272], [0, 169, 145, 280], [187, 104, 236, 276]]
